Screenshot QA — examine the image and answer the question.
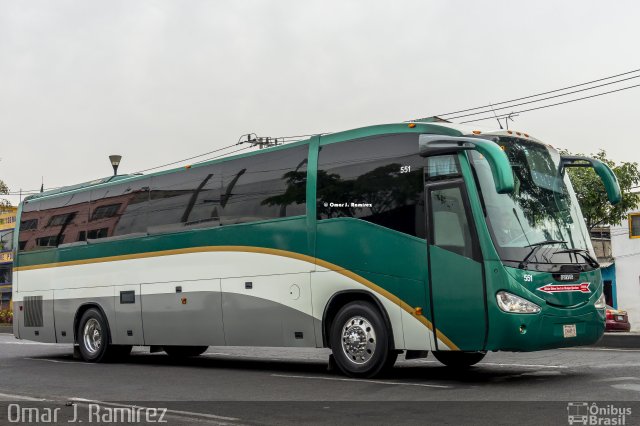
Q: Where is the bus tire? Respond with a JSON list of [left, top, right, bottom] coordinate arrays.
[[432, 351, 486, 368], [330, 301, 392, 378], [76, 308, 114, 363], [163, 346, 209, 357]]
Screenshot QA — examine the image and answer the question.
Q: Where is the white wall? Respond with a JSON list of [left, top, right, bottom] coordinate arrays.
[[610, 212, 640, 332]]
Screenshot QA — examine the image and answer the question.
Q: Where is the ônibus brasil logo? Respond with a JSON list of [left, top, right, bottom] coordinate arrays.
[[537, 282, 591, 294]]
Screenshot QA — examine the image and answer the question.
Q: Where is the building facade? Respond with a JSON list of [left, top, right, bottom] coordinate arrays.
[[591, 226, 616, 308], [0, 207, 16, 309], [610, 211, 640, 332]]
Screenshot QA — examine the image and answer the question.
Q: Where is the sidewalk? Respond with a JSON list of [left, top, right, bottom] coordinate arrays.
[[591, 332, 640, 349]]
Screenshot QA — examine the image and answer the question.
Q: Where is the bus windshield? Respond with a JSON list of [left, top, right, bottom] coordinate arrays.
[[469, 137, 595, 266]]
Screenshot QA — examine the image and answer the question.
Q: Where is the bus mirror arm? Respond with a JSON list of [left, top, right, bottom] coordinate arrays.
[[560, 156, 622, 205], [419, 134, 515, 194]]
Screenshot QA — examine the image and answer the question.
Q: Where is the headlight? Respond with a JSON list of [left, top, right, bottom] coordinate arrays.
[[594, 292, 606, 310], [496, 291, 541, 314]]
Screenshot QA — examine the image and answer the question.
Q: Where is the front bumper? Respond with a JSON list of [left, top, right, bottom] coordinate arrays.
[[488, 309, 606, 351]]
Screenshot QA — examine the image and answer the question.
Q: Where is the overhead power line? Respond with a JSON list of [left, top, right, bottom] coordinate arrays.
[[136, 133, 320, 174], [432, 68, 640, 119], [446, 74, 640, 121], [5, 133, 318, 198], [193, 145, 253, 164], [135, 142, 242, 173], [459, 83, 640, 124]]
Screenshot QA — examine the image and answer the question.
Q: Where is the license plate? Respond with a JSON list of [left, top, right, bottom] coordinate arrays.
[[563, 324, 577, 338], [616, 315, 624, 322]]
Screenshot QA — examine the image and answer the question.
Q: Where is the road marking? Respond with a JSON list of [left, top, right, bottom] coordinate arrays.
[[562, 347, 640, 352], [592, 363, 640, 368], [479, 362, 567, 369], [597, 377, 640, 382], [410, 360, 567, 369], [70, 398, 241, 423], [24, 357, 89, 365], [271, 374, 450, 388], [611, 384, 640, 392], [519, 370, 563, 376], [0, 341, 68, 346], [0, 392, 49, 401]]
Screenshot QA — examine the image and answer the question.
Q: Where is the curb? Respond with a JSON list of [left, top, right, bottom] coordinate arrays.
[[590, 332, 640, 349]]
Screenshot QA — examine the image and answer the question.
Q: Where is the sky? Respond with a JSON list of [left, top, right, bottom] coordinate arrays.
[[1, 0, 639, 205]]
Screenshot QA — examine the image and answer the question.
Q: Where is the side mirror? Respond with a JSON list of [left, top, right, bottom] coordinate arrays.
[[419, 134, 515, 194], [560, 156, 622, 205]]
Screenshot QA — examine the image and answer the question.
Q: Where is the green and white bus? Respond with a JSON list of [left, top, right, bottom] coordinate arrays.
[[12, 121, 620, 377]]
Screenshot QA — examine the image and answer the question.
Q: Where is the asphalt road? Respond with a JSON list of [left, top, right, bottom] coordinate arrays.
[[1, 333, 639, 425]]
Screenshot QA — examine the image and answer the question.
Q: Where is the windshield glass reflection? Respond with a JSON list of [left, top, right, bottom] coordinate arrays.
[[470, 137, 594, 265]]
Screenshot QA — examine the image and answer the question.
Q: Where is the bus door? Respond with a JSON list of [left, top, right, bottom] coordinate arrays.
[[425, 156, 487, 351]]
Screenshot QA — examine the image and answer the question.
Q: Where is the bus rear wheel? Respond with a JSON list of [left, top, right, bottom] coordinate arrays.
[[163, 346, 208, 357], [77, 308, 125, 363], [432, 351, 486, 368], [330, 301, 392, 378]]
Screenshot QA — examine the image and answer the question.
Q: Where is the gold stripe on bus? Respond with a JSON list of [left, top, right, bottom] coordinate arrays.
[[14, 245, 460, 350]]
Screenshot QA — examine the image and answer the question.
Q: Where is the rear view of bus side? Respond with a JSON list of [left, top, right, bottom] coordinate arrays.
[[12, 122, 620, 378]]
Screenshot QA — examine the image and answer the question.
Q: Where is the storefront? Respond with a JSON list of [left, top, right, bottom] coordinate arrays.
[[0, 207, 16, 310]]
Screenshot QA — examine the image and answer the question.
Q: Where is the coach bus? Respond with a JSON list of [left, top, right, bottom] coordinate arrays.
[[11, 121, 620, 378]]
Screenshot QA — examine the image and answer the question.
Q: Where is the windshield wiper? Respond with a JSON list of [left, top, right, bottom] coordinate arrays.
[[520, 240, 568, 269], [555, 248, 600, 268]]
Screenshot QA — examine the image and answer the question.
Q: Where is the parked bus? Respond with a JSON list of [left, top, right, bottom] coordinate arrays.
[[11, 122, 620, 377]]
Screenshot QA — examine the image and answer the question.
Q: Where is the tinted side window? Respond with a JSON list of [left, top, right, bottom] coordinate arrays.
[[20, 219, 38, 231], [430, 186, 474, 258], [0, 230, 13, 252], [218, 145, 308, 225], [147, 164, 223, 233], [0, 265, 11, 284], [317, 134, 426, 238], [19, 191, 90, 251], [89, 178, 150, 238]]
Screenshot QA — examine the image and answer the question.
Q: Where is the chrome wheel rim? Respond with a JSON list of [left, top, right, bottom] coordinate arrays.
[[341, 316, 376, 365], [83, 318, 102, 354]]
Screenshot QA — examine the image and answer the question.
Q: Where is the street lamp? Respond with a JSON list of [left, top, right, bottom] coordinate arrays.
[[109, 155, 122, 176]]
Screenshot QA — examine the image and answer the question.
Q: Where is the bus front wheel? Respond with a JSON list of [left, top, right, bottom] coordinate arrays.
[[330, 301, 393, 378], [432, 351, 486, 368]]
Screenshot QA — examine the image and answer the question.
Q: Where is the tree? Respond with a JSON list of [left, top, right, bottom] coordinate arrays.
[[0, 178, 9, 210], [562, 149, 640, 231]]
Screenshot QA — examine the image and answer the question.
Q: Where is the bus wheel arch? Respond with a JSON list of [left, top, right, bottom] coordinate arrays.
[[322, 290, 395, 350], [327, 298, 397, 378], [74, 303, 133, 362], [73, 303, 113, 345]]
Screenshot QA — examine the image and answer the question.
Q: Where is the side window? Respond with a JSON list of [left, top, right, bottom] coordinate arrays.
[[630, 213, 640, 239], [89, 178, 150, 238], [0, 265, 11, 284], [19, 192, 90, 252], [147, 164, 223, 233], [430, 186, 474, 259], [0, 230, 13, 252], [426, 155, 460, 180], [219, 145, 308, 225], [316, 134, 426, 238], [20, 219, 38, 231]]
